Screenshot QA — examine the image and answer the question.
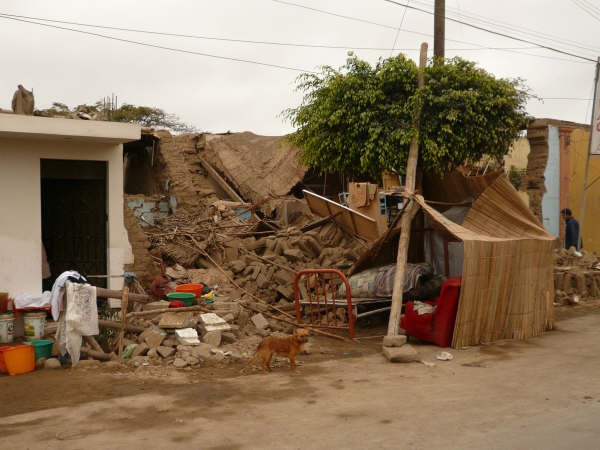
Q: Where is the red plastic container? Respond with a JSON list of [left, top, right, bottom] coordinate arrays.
[[175, 283, 204, 299], [0, 345, 35, 375]]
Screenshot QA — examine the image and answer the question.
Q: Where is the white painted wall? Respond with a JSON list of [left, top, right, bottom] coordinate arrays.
[[0, 137, 133, 296]]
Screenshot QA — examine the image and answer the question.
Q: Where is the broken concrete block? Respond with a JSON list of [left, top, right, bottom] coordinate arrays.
[[221, 331, 237, 344], [256, 273, 270, 289], [283, 248, 303, 261], [159, 312, 196, 329], [142, 326, 167, 349], [199, 313, 231, 332], [202, 330, 222, 347], [163, 337, 178, 347], [157, 346, 176, 358], [191, 343, 213, 359], [175, 328, 201, 345], [251, 313, 269, 330], [223, 246, 238, 262], [223, 313, 235, 323], [383, 344, 419, 363], [276, 285, 294, 300], [166, 264, 188, 280], [173, 358, 188, 368], [185, 356, 201, 366], [237, 309, 250, 328], [44, 358, 61, 369], [143, 301, 170, 311], [131, 343, 149, 358], [147, 348, 158, 358], [383, 335, 407, 348], [274, 270, 295, 286], [230, 260, 246, 274]]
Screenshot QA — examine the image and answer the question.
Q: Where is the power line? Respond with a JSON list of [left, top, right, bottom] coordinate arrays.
[[0, 11, 540, 53], [0, 14, 317, 73], [537, 97, 593, 101], [271, 0, 596, 63], [390, 0, 411, 56], [380, 0, 597, 62], [572, 0, 600, 22], [410, 0, 600, 55]]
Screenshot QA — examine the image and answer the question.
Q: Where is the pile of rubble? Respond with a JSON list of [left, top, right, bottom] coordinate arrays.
[[145, 200, 362, 305], [553, 247, 600, 305], [113, 301, 291, 369]]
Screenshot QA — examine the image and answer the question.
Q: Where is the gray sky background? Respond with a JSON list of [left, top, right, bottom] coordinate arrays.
[[0, 0, 598, 135]]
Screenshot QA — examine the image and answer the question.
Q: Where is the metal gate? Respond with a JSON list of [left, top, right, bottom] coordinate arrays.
[[294, 269, 355, 338]]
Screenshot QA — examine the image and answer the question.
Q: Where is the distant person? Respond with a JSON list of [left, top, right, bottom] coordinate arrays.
[[561, 208, 582, 250]]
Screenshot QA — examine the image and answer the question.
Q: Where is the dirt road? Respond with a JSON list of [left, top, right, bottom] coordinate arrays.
[[2, 312, 600, 449]]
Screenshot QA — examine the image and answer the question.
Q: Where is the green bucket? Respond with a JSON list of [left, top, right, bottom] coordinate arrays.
[[26, 339, 54, 361], [166, 292, 196, 307]]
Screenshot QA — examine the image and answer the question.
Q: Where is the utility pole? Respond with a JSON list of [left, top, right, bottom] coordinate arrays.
[[434, 0, 445, 63]]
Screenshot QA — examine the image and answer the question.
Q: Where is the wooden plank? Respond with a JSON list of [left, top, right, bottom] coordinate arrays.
[[303, 189, 378, 240], [198, 156, 244, 203]]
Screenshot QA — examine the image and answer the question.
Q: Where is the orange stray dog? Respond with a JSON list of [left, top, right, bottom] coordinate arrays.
[[249, 328, 310, 374]]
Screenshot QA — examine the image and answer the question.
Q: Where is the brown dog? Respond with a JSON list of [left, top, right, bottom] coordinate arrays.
[[249, 328, 310, 374]]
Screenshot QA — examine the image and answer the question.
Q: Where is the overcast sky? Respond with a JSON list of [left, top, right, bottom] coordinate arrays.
[[0, 0, 598, 135]]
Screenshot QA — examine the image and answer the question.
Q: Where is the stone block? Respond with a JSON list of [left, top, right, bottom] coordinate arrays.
[[175, 328, 201, 345], [131, 343, 149, 358], [251, 313, 269, 330], [159, 312, 196, 329], [191, 343, 213, 359], [202, 330, 222, 347], [141, 326, 167, 349], [383, 344, 419, 363], [383, 335, 407, 348], [173, 358, 188, 368], [283, 248, 303, 261], [276, 285, 294, 300], [199, 312, 231, 332], [157, 346, 176, 358], [143, 301, 170, 311], [221, 332, 237, 344]]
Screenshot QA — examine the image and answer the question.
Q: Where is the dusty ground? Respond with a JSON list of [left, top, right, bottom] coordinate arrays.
[[1, 306, 600, 449]]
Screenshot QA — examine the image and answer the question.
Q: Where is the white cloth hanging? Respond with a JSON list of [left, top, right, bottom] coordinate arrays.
[[50, 270, 85, 321], [56, 281, 98, 366]]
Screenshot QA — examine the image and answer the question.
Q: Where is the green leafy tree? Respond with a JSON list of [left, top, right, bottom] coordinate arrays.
[[44, 101, 197, 133], [285, 54, 531, 179], [110, 104, 197, 133]]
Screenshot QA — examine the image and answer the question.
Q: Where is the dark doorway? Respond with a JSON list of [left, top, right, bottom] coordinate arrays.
[[41, 159, 108, 289]]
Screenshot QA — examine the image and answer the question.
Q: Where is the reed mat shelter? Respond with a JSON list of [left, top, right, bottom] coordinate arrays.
[[350, 171, 555, 348]]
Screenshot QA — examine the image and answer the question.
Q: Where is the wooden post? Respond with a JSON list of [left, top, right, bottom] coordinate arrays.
[[386, 42, 428, 337], [118, 283, 130, 357], [578, 58, 600, 250]]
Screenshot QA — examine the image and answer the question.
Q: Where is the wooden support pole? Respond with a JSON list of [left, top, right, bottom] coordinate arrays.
[[84, 336, 104, 354], [81, 346, 113, 361], [387, 42, 428, 337], [126, 305, 209, 318], [96, 288, 149, 304], [198, 156, 245, 203], [118, 283, 130, 357]]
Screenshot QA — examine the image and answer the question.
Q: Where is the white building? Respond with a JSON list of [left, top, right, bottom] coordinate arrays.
[[0, 114, 140, 295]]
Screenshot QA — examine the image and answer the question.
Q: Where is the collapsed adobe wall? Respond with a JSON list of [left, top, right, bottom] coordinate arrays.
[[523, 125, 549, 223]]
